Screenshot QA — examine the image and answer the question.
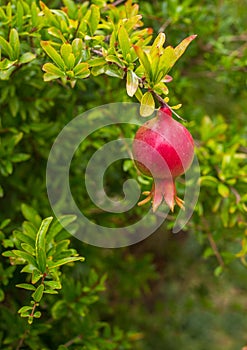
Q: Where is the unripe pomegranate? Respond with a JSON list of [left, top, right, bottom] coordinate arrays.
[[132, 106, 194, 212]]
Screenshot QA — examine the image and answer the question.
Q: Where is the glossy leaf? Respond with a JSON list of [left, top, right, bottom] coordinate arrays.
[[0, 36, 14, 60], [42, 63, 65, 77], [126, 70, 139, 97], [174, 34, 197, 60], [150, 32, 166, 53], [140, 91, 155, 117], [12, 250, 38, 267], [32, 284, 44, 302], [48, 256, 85, 269], [16, 283, 36, 291], [35, 217, 53, 273], [74, 62, 90, 78], [133, 45, 151, 78], [218, 183, 230, 198], [46, 215, 77, 245], [44, 281, 62, 289], [19, 52, 36, 64], [9, 28, 20, 60], [40, 41, 66, 70], [21, 204, 41, 227], [118, 26, 131, 61], [89, 4, 100, 36]]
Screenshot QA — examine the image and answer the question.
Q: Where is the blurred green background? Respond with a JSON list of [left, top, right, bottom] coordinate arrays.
[[1, 0, 247, 349]]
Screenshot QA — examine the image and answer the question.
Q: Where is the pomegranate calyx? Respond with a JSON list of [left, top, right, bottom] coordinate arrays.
[[137, 179, 185, 212]]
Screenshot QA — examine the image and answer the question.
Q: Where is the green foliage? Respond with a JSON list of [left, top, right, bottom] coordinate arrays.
[[0, 0, 195, 113], [0, 0, 247, 349], [3, 205, 84, 324]]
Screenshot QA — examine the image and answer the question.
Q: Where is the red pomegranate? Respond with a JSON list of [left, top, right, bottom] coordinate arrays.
[[132, 106, 194, 212]]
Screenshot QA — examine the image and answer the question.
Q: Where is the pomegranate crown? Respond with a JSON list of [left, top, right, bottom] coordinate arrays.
[[158, 105, 172, 118]]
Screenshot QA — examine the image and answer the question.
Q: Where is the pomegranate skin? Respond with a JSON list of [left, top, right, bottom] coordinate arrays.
[[133, 107, 194, 179], [132, 106, 194, 211]]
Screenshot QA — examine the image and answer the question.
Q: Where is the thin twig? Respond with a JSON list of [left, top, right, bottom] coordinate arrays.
[[151, 90, 186, 121], [16, 330, 29, 350], [91, 48, 103, 56], [111, 0, 126, 7], [63, 335, 82, 347], [207, 231, 225, 268], [230, 186, 241, 204]]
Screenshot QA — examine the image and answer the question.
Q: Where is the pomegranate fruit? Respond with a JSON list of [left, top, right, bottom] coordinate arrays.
[[132, 106, 194, 212]]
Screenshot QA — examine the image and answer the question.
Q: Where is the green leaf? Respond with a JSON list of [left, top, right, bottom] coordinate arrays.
[[51, 300, 67, 320], [43, 289, 58, 294], [40, 41, 66, 70], [91, 65, 105, 76], [126, 70, 139, 97], [40, 1, 60, 27], [32, 269, 43, 284], [21, 264, 37, 274], [105, 55, 125, 68], [150, 48, 161, 82], [33, 311, 41, 318], [89, 4, 100, 36], [72, 38, 83, 59], [16, 1, 24, 30], [31, 1, 38, 27], [12, 250, 38, 267], [18, 306, 33, 314], [32, 284, 44, 302], [151, 32, 166, 53], [134, 87, 143, 102], [133, 45, 151, 79], [19, 52, 36, 64], [21, 204, 42, 227], [174, 34, 197, 60], [21, 243, 35, 255], [140, 91, 155, 117], [0, 289, 4, 302], [0, 66, 16, 80], [43, 73, 61, 82], [88, 57, 106, 67], [157, 46, 177, 79], [23, 222, 37, 240], [0, 36, 14, 60], [214, 265, 223, 277], [14, 231, 35, 247], [218, 183, 230, 198], [0, 218, 10, 229], [60, 43, 72, 67], [35, 217, 53, 273], [104, 65, 124, 79], [63, 0, 78, 18], [16, 283, 36, 291], [44, 280, 62, 289], [0, 58, 17, 69], [9, 29, 20, 60], [42, 63, 65, 77], [67, 54, 76, 70], [73, 62, 90, 78], [10, 153, 30, 162], [2, 250, 18, 258], [118, 26, 131, 61], [46, 215, 76, 243], [47, 27, 66, 43], [48, 256, 84, 269]]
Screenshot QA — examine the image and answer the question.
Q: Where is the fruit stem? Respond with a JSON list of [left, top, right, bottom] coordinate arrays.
[[151, 90, 186, 121]]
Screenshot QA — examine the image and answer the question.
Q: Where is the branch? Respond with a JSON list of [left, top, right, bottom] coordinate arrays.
[[111, 0, 126, 7], [207, 231, 225, 268], [151, 90, 186, 121]]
